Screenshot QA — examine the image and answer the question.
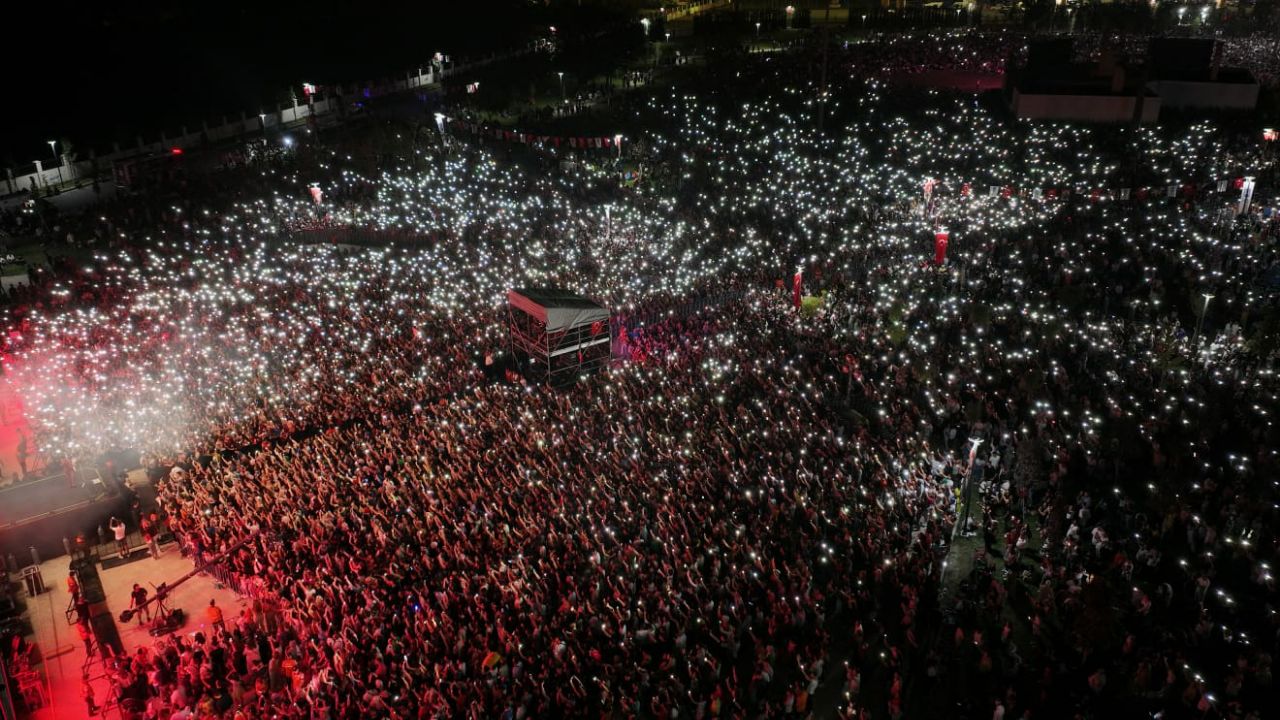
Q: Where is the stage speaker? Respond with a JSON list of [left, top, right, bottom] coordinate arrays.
[[69, 558, 122, 657], [88, 609, 123, 658], [69, 558, 105, 603]]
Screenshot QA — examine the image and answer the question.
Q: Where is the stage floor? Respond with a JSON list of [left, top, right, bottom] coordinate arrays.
[[0, 375, 113, 530], [0, 377, 37, 486], [11, 542, 245, 720], [0, 478, 103, 526]]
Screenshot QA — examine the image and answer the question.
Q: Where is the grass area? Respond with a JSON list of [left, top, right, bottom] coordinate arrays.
[[925, 505, 1055, 716]]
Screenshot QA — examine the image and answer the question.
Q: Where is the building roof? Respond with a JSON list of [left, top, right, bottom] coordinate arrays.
[[508, 288, 609, 332]]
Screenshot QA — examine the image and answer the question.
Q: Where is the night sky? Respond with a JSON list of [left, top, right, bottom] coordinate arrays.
[[4, 1, 540, 165]]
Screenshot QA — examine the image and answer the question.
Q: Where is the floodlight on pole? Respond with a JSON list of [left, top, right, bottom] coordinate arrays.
[[967, 437, 984, 472], [1193, 293, 1214, 346], [47, 140, 64, 187]]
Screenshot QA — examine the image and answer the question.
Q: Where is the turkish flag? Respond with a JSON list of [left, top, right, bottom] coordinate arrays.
[[934, 230, 950, 266], [792, 271, 802, 310]]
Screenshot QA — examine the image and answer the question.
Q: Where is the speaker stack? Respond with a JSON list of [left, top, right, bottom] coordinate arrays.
[[68, 558, 122, 658]]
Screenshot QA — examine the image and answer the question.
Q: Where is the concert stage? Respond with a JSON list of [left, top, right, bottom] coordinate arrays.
[[0, 480, 128, 564], [0, 464, 135, 564]]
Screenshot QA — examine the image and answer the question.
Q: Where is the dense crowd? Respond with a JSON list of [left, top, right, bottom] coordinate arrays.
[[3, 29, 1279, 720]]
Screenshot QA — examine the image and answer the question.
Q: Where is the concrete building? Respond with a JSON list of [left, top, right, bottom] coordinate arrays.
[[1008, 37, 1258, 123], [1011, 63, 1161, 123]]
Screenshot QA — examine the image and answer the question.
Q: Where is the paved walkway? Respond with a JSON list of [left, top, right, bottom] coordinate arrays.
[[0, 182, 116, 216]]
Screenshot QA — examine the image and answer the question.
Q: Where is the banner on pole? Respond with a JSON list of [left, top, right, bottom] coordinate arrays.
[[934, 229, 950, 266]]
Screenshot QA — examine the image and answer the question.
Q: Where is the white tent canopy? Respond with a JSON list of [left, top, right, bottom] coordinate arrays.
[[507, 289, 609, 333]]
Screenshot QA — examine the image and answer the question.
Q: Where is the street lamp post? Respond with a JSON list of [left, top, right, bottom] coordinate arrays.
[[957, 437, 984, 536], [46, 140, 64, 188], [1193, 293, 1214, 347], [1237, 176, 1256, 216], [1177, 6, 1186, 25], [558, 71, 565, 103], [640, 18, 655, 68], [756, 21, 761, 38]]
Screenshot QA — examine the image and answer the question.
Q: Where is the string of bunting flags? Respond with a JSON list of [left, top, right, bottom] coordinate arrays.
[[924, 176, 1266, 209], [444, 121, 1267, 207], [443, 121, 1269, 211]]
